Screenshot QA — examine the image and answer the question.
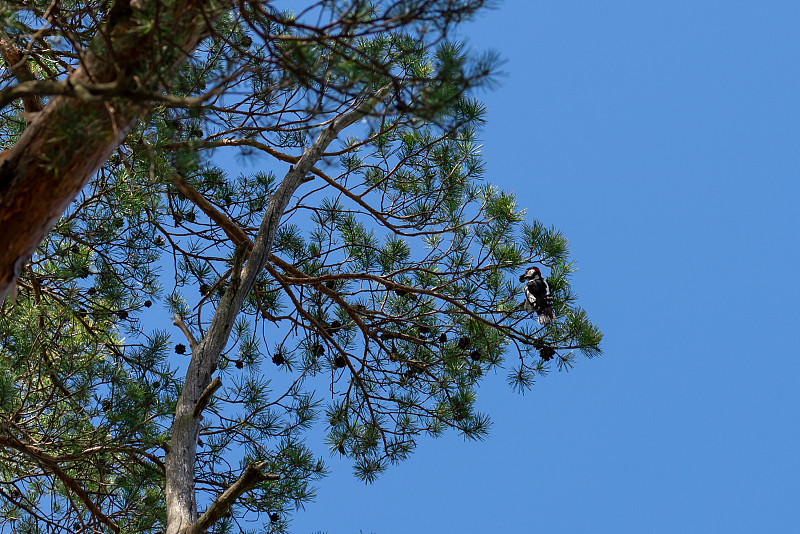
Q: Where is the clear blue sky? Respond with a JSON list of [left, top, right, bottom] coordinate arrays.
[[288, 1, 800, 532]]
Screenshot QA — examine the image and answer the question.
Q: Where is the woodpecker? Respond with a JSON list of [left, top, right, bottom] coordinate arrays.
[[519, 266, 556, 325]]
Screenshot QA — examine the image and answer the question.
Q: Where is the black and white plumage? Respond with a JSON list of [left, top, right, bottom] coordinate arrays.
[[519, 266, 556, 325]]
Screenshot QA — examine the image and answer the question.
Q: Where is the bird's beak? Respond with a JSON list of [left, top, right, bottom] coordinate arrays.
[[518, 275, 526, 282]]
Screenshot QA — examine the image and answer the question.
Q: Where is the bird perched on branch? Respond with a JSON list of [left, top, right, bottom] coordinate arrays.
[[519, 266, 556, 325]]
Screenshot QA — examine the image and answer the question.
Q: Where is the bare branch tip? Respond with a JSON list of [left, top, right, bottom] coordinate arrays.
[[173, 313, 199, 349]]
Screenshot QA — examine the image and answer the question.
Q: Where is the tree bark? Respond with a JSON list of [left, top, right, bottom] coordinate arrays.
[[165, 87, 390, 534], [0, 33, 44, 117], [0, 0, 232, 301]]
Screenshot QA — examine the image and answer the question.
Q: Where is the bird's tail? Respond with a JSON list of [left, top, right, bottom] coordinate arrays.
[[537, 310, 556, 325]]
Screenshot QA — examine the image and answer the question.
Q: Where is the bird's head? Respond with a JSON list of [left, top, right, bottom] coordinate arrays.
[[519, 266, 541, 282]]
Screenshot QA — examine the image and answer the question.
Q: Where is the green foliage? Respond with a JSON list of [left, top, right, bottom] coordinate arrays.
[[0, 0, 601, 532]]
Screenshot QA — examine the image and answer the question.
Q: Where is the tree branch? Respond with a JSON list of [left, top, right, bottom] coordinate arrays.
[[173, 313, 199, 352], [167, 171, 250, 247], [166, 85, 390, 534], [0, 78, 224, 111], [0, 0, 235, 303], [192, 376, 222, 419], [0, 32, 44, 117], [0, 434, 120, 533], [190, 462, 279, 534]]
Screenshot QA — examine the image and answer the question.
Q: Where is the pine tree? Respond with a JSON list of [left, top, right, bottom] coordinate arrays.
[[0, 2, 602, 533]]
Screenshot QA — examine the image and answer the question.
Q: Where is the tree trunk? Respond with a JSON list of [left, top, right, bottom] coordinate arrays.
[[0, 0, 231, 301], [165, 89, 390, 534]]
